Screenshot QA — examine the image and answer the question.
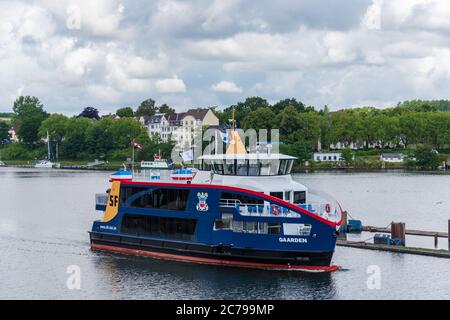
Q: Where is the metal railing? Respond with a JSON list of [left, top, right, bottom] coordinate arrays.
[[219, 198, 341, 222]]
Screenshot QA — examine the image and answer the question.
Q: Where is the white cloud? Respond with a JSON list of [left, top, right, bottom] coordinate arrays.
[[211, 81, 242, 93], [155, 77, 187, 93]]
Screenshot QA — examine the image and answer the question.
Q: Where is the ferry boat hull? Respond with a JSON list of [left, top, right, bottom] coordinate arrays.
[[90, 232, 338, 272]]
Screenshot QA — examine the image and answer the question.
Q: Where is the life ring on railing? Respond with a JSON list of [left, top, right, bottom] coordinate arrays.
[[325, 203, 331, 213], [271, 205, 281, 216]]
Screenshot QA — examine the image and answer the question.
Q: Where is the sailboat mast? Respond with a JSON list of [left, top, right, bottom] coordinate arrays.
[[47, 131, 51, 160]]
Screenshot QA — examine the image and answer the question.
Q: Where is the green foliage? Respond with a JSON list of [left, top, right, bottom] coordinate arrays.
[[135, 98, 157, 118], [0, 143, 45, 160], [0, 120, 10, 145], [414, 144, 441, 170], [12, 96, 48, 143], [158, 104, 175, 115], [39, 114, 69, 143], [116, 107, 134, 118], [341, 148, 354, 165]]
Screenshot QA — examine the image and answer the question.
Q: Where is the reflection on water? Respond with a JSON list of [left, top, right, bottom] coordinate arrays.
[[0, 168, 449, 299]]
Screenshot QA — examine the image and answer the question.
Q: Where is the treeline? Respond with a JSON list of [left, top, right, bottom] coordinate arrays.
[[2, 95, 450, 165], [0, 96, 174, 161], [213, 98, 450, 161]]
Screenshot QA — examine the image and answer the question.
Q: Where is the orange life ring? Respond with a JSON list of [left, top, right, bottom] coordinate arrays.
[[272, 205, 281, 215], [325, 203, 331, 213]]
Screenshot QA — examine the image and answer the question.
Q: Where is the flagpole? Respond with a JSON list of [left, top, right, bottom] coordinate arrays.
[[132, 139, 135, 173]]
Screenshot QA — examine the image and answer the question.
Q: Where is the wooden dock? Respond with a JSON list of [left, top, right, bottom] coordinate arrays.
[[363, 225, 448, 238], [337, 240, 450, 258]]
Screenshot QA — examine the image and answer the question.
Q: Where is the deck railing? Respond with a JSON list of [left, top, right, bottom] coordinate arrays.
[[219, 199, 341, 222]]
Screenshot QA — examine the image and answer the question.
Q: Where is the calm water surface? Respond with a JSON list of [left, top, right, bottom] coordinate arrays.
[[0, 168, 448, 299]]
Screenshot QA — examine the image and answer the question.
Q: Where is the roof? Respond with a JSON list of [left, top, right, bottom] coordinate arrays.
[[184, 108, 210, 120], [198, 153, 297, 160], [381, 153, 404, 158]]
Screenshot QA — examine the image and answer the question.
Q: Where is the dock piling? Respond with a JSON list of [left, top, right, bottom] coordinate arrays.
[[448, 220, 450, 250], [391, 222, 406, 246]]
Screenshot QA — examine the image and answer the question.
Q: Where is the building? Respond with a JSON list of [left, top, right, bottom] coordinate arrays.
[[313, 152, 343, 162], [141, 108, 219, 147], [380, 153, 404, 163]]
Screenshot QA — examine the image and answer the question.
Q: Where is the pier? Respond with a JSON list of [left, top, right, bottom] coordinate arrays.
[[337, 218, 450, 258]]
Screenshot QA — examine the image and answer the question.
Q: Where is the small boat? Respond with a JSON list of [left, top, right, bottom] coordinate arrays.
[[141, 152, 173, 170], [35, 131, 60, 169], [89, 114, 343, 272], [35, 160, 58, 168], [0, 161, 6, 167]]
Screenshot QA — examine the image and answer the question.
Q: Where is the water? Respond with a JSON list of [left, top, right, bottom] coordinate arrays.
[[0, 168, 448, 299]]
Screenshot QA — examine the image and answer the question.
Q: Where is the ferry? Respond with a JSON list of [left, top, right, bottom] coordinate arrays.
[[90, 129, 343, 272], [140, 152, 174, 170]]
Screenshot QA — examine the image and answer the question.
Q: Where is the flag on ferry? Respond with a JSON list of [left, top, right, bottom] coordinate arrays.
[[180, 149, 194, 162], [219, 130, 230, 144], [131, 139, 143, 151]]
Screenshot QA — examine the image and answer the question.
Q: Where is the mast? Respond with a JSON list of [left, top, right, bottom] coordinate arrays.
[[47, 131, 51, 160]]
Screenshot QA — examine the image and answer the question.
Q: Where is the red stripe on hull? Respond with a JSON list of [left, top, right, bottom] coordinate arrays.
[[91, 243, 340, 273]]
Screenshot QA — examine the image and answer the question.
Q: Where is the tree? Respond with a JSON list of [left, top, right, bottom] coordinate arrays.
[[0, 120, 10, 145], [78, 107, 100, 120], [243, 107, 275, 131], [158, 104, 175, 115], [85, 118, 114, 157], [12, 96, 48, 144], [61, 117, 92, 159], [39, 114, 69, 144], [414, 144, 440, 170], [341, 148, 354, 166], [135, 98, 157, 118], [272, 98, 305, 114], [110, 118, 147, 149], [116, 107, 134, 118]]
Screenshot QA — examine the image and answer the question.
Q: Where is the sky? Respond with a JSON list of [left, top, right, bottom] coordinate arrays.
[[1, 0, 450, 115]]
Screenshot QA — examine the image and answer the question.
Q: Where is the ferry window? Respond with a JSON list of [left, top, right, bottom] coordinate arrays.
[[286, 160, 294, 174], [221, 192, 264, 205], [232, 220, 244, 232], [120, 187, 147, 206], [213, 162, 224, 175], [278, 160, 288, 175], [214, 213, 233, 230], [243, 221, 258, 233], [258, 222, 268, 234], [294, 191, 306, 204], [248, 161, 260, 176], [223, 161, 235, 175], [268, 223, 282, 234], [131, 189, 189, 211], [270, 160, 280, 175], [236, 160, 248, 176], [121, 214, 197, 241], [284, 191, 291, 201], [270, 192, 283, 200]]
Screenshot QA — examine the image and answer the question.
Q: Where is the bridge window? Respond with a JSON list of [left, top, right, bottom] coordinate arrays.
[[121, 214, 197, 240], [270, 192, 283, 200], [294, 191, 306, 204]]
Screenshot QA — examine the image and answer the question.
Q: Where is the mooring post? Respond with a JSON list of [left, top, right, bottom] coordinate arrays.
[[448, 219, 450, 250], [391, 222, 406, 246], [338, 211, 348, 239], [434, 233, 438, 248]]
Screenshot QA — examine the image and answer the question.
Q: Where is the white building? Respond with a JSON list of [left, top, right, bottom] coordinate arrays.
[[141, 108, 219, 147], [313, 152, 343, 162], [380, 153, 404, 163]]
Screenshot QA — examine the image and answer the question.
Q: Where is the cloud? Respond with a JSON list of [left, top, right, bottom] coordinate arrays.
[[155, 77, 187, 93], [211, 81, 242, 93], [1, 0, 450, 114]]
